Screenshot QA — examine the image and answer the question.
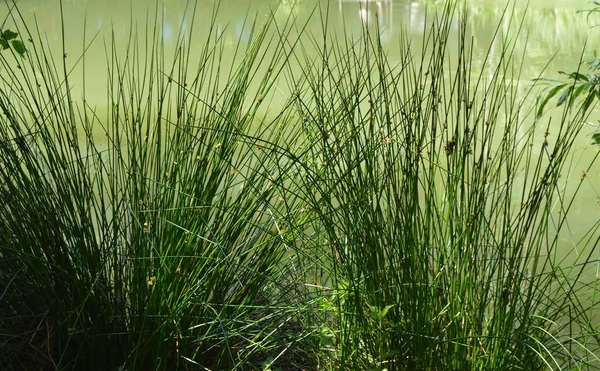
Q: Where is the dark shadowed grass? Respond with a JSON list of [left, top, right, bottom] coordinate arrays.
[[0, 1, 315, 370], [0, 0, 599, 370]]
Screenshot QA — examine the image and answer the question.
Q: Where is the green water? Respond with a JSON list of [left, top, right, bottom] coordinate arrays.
[[2, 0, 599, 259]]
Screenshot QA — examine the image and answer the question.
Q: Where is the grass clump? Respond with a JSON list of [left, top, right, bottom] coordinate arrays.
[[0, 0, 599, 370], [0, 2, 312, 370], [284, 2, 600, 369]]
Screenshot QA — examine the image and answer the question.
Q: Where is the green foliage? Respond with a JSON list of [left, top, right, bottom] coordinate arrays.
[[534, 2, 600, 145], [533, 70, 599, 122], [0, 29, 26, 57], [0, 0, 599, 370]]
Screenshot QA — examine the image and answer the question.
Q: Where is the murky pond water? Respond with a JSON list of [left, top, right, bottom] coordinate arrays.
[[2, 0, 599, 260]]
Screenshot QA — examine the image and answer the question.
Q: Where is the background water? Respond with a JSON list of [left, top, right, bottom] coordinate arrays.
[[2, 0, 599, 263]]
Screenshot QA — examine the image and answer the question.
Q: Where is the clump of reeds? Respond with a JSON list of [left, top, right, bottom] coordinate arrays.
[[286, 2, 600, 369], [0, 0, 599, 370], [0, 1, 314, 370]]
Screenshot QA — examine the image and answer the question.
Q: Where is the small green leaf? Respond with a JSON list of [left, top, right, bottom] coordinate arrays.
[[592, 132, 600, 145], [571, 83, 590, 102], [559, 71, 589, 82], [1, 29, 18, 41], [582, 94, 596, 113], [535, 84, 565, 121], [586, 58, 600, 71], [379, 304, 395, 319], [557, 85, 574, 106], [570, 72, 589, 82], [0, 39, 8, 50], [11, 39, 26, 57]]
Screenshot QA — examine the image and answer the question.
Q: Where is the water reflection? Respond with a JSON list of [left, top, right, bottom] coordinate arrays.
[[4, 1, 599, 71], [337, 0, 394, 41]]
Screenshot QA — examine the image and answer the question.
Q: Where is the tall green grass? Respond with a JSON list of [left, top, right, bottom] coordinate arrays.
[[0, 1, 313, 369], [285, 1, 600, 369], [0, 0, 598, 370]]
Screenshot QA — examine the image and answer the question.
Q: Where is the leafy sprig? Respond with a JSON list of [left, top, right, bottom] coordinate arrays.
[[0, 29, 26, 57]]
